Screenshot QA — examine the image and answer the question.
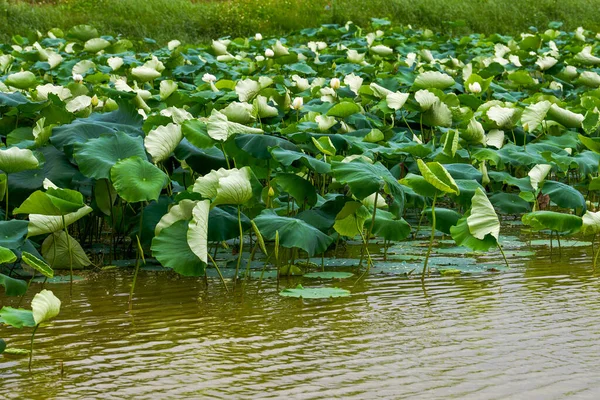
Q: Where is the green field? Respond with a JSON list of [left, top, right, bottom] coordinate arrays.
[[3, 0, 600, 44]]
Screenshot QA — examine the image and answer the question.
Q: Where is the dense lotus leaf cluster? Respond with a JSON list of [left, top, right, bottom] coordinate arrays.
[[1, 20, 600, 291]]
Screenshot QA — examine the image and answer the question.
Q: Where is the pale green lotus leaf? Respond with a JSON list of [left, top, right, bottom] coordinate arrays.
[[32, 117, 52, 147], [535, 56, 558, 71], [522, 211, 582, 234], [467, 188, 500, 240], [413, 71, 455, 89], [221, 102, 255, 124], [155, 199, 197, 236], [0, 54, 13, 73], [5, 71, 36, 89], [131, 66, 161, 81], [415, 89, 438, 111], [107, 56, 124, 71], [487, 106, 519, 129], [547, 104, 584, 128], [84, 38, 110, 53], [186, 200, 210, 264], [316, 115, 336, 131], [574, 46, 600, 65], [46, 51, 62, 69], [461, 118, 486, 145], [443, 130, 459, 157], [333, 201, 371, 237], [211, 39, 228, 55], [72, 59, 95, 75], [370, 45, 393, 55], [253, 95, 279, 118], [521, 101, 552, 132], [28, 205, 93, 237], [206, 109, 263, 142], [65, 95, 92, 114], [364, 129, 384, 143], [528, 164, 552, 191], [280, 284, 350, 299], [22, 251, 53, 278], [417, 159, 460, 195], [36, 84, 72, 101], [193, 167, 253, 206], [582, 211, 600, 235], [41, 231, 91, 270], [31, 289, 61, 325], [370, 83, 393, 98], [486, 129, 505, 149], [312, 136, 336, 156], [578, 71, 600, 87], [159, 107, 193, 124], [347, 49, 366, 64], [144, 123, 183, 163], [387, 92, 410, 110], [0, 147, 39, 174], [235, 78, 261, 102], [426, 100, 453, 127], [272, 40, 289, 57], [159, 80, 178, 100], [142, 55, 165, 72], [168, 40, 181, 50]]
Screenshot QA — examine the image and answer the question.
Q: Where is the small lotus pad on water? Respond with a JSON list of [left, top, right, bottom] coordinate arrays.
[[279, 284, 351, 299]]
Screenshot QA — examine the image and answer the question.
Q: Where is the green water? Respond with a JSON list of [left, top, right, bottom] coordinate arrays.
[[2, 236, 600, 399]]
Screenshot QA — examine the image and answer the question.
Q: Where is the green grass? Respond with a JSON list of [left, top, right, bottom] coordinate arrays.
[[1, 0, 600, 44]]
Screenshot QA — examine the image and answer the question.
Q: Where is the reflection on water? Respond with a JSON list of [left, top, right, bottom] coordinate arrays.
[[2, 238, 600, 399]]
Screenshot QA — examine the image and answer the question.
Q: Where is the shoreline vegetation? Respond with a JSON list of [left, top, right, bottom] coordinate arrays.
[[2, 0, 600, 45]]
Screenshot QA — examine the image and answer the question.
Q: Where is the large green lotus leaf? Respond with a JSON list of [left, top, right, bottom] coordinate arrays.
[[68, 24, 98, 41], [193, 167, 254, 206], [234, 134, 299, 160], [41, 232, 91, 270], [417, 160, 459, 195], [110, 157, 168, 203], [274, 173, 317, 207], [186, 200, 210, 264], [412, 71, 455, 90], [541, 180, 586, 212], [522, 211, 582, 234], [174, 139, 228, 175], [181, 119, 215, 149], [94, 179, 117, 216], [31, 289, 61, 325], [0, 220, 29, 249], [144, 123, 183, 164], [296, 196, 352, 233], [460, 118, 486, 146], [488, 171, 534, 192], [0, 147, 39, 174], [151, 220, 205, 276], [372, 210, 411, 241], [0, 307, 36, 328], [5, 71, 37, 89], [279, 284, 350, 299], [451, 215, 498, 252], [467, 188, 500, 240], [582, 211, 600, 235], [489, 192, 531, 214], [270, 147, 331, 174], [326, 101, 361, 118], [303, 272, 354, 279], [14, 188, 82, 216], [578, 134, 600, 154], [453, 180, 484, 207], [424, 207, 462, 235], [208, 206, 251, 242], [0, 273, 27, 296], [333, 201, 371, 238], [28, 205, 92, 237], [206, 109, 263, 142], [84, 37, 110, 53], [254, 212, 333, 257], [22, 251, 53, 278], [74, 131, 147, 180], [422, 100, 453, 127], [331, 159, 405, 216], [521, 101, 551, 132], [155, 199, 197, 236], [547, 104, 584, 128], [399, 173, 437, 198], [51, 101, 144, 151]]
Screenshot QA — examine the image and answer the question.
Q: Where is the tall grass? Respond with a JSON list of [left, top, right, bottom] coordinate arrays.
[[1, 0, 600, 44]]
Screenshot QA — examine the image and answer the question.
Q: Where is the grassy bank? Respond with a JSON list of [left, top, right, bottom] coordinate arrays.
[[2, 0, 600, 44]]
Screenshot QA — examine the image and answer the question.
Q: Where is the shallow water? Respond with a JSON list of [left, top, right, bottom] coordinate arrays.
[[2, 236, 600, 399]]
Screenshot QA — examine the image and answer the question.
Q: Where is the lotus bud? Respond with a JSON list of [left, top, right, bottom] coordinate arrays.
[[291, 97, 304, 110], [268, 186, 275, 197], [265, 49, 275, 58], [202, 73, 217, 83], [255, 33, 263, 41], [330, 77, 341, 90], [255, 55, 265, 62], [468, 82, 482, 94], [91, 94, 99, 107], [72, 73, 84, 83]]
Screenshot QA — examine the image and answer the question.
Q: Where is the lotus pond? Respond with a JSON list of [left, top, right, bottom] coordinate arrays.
[[2, 18, 600, 393]]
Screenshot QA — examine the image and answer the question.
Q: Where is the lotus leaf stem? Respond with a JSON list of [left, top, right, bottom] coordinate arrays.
[[422, 191, 438, 282]]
